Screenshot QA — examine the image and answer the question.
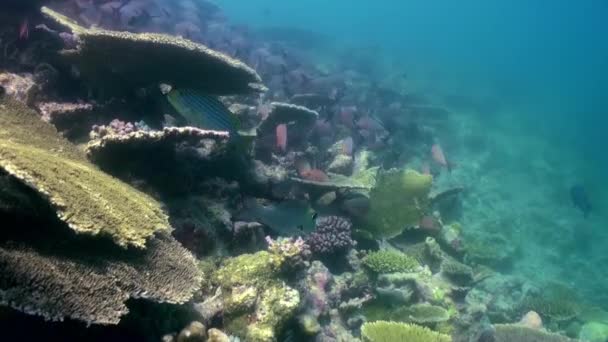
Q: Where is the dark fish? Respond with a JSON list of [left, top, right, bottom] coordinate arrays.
[[237, 199, 317, 236], [570, 185, 592, 218], [166, 88, 240, 136]]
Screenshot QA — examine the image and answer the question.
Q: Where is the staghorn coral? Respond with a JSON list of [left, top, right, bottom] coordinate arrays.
[[363, 250, 420, 274], [493, 324, 575, 342], [41, 6, 265, 95], [0, 232, 202, 324], [361, 321, 452, 342], [306, 215, 356, 255], [0, 96, 169, 248], [362, 168, 433, 239]]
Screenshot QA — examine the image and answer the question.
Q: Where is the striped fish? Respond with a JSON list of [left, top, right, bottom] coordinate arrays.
[[166, 88, 240, 136]]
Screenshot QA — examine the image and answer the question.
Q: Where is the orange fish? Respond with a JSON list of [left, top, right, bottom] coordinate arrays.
[[276, 124, 287, 152]]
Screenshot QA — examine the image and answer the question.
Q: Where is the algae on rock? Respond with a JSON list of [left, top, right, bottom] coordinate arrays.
[[362, 169, 433, 239], [0, 96, 169, 248], [212, 251, 300, 342]]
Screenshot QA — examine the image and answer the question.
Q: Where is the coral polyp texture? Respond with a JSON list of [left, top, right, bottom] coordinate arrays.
[[493, 324, 576, 342], [361, 321, 452, 342], [41, 6, 265, 95], [0, 97, 169, 248], [362, 168, 433, 239], [306, 215, 356, 255], [363, 250, 420, 274], [0, 232, 202, 324]]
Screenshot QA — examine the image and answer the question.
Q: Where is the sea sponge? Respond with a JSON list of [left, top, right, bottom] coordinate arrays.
[[363, 168, 433, 239], [363, 250, 420, 274], [493, 324, 575, 342], [361, 321, 452, 342], [0, 96, 169, 248], [41, 6, 265, 95]]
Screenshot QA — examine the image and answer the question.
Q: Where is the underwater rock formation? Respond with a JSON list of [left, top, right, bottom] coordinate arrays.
[[0, 96, 169, 248], [41, 7, 265, 96]]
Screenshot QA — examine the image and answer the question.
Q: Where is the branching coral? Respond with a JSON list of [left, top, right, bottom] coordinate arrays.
[[306, 216, 356, 255], [0, 96, 169, 248], [363, 250, 420, 274], [362, 168, 433, 239], [361, 321, 452, 342]]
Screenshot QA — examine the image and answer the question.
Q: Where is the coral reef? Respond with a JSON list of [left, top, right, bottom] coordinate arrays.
[[493, 324, 575, 342], [0, 232, 202, 324], [363, 250, 420, 274], [362, 169, 433, 239], [360, 321, 451, 342], [0, 96, 169, 248], [41, 6, 265, 95], [306, 215, 356, 256]]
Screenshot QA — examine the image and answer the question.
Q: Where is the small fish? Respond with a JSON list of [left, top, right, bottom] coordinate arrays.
[[276, 124, 287, 152], [296, 159, 329, 182], [342, 137, 354, 156], [18, 18, 29, 40], [166, 88, 240, 136], [431, 143, 452, 172], [237, 199, 317, 236], [300, 169, 329, 182], [341, 194, 370, 218], [570, 185, 592, 218]]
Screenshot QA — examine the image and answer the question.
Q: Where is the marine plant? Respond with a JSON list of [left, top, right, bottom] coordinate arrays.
[[363, 250, 420, 274], [362, 168, 433, 239], [360, 321, 452, 342]]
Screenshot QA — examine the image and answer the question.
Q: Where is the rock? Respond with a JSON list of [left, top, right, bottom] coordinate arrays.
[[177, 321, 206, 342], [207, 328, 230, 342], [519, 311, 543, 330], [327, 154, 353, 175]]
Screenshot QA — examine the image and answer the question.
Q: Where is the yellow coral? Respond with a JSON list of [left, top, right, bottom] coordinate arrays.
[[0, 97, 169, 248], [361, 321, 451, 342], [362, 169, 433, 239]]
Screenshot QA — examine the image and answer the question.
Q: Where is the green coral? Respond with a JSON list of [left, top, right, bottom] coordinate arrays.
[[463, 234, 514, 268], [522, 296, 580, 322], [395, 303, 451, 325], [440, 258, 473, 281], [364, 250, 420, 274], [579, 322, 608, 342], [361, 321, 452, 342], [212, 251, 300, 342], [0, 96, 169, 248], [494, 324, 575, 342], [363, 169, 433, 239]]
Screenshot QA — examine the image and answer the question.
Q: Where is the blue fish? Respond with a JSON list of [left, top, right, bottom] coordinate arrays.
[[570, 185, 592, 218], [166, 88, 240, 136]]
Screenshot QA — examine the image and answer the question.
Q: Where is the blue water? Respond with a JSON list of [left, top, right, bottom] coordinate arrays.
[[218, 0, 608, 314], [219, 0, 608, 153]]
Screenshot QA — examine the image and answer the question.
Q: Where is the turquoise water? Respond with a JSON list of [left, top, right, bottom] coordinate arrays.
[[216, 0, 608, 304]]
